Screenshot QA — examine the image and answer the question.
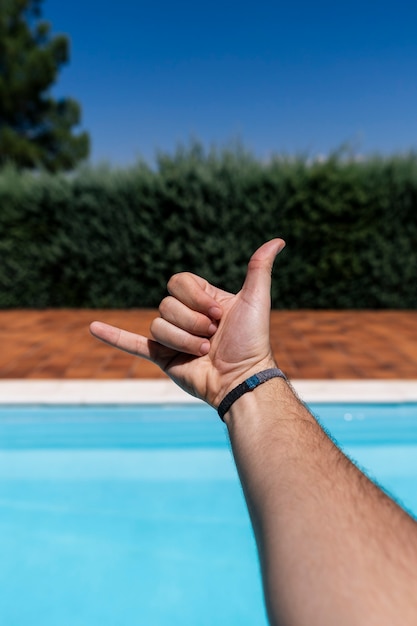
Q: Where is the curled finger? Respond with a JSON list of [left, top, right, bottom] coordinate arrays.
[[159, 296, 218, 337], [167, 272, 222, 320], [150, 317, 210, 356]]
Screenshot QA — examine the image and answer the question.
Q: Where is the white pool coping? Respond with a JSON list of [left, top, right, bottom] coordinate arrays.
[[0, 379, 416, 404]]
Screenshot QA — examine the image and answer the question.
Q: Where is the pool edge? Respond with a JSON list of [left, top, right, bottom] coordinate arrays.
[[1, 379, 417, 404]]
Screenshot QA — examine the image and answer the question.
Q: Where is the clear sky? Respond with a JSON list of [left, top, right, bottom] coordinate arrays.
[[44, 0, 417, 166]]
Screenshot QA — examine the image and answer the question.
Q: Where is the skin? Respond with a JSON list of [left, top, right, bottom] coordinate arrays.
[[90, 239, 417, 626]]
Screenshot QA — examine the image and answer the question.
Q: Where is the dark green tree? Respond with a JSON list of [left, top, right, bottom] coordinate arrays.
[[0, 0, 89, 171]]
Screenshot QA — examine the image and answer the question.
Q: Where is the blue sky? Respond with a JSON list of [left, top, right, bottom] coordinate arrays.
[[44, 0, 417, 166]]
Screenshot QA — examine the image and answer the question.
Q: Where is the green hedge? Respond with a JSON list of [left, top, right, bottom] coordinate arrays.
[[1, 145, 416, 308]]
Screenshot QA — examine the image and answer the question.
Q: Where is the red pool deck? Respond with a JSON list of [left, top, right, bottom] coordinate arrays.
[[2, 310, 417, 380]]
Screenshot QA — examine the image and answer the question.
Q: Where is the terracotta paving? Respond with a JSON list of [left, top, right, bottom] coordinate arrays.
[[1, 310, 417, 380]]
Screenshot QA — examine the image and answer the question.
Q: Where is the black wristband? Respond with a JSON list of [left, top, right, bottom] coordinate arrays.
[[217, 368, 287, 422]]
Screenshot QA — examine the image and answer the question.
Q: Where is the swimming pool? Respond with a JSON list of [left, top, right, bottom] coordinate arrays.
[[1, 402, 417, 626]]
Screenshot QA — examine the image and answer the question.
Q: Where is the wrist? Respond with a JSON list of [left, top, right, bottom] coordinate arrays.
[[222, 376, 317, 435], [211, 357, 278, 410], [222, 375, 289, 427], [217, 367, 287, 422]]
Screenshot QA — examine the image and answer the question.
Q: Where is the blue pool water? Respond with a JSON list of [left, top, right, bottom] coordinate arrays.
[[0, 402, 417, 626]]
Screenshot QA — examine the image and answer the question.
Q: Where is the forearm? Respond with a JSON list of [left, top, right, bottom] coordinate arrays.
[[224, 378, 417, 626], [91, 238, 417, 624]]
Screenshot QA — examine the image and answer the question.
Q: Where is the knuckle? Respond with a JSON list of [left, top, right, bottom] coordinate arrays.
[[149, 317, 162, 339], [158, 296, 170, 317], [167, 272, 193, 293], [167, 273, 182, 292]]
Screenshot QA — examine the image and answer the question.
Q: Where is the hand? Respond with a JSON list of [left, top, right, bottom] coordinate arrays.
[[90, 238, 286, 408]]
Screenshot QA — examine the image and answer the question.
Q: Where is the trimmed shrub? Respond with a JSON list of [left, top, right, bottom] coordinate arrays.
[[1, 146, 416, 308]]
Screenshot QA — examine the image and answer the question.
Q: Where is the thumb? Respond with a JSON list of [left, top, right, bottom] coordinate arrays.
[[242, 238, 286, 301]]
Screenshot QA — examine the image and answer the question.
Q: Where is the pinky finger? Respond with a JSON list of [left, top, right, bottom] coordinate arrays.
[[90, 321, 154, 360]]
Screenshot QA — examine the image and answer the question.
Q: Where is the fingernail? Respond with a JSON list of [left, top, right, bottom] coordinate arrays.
[[200, 341, 210, 355], [208, 306, 222, 320], [208, 322, 217, 335]]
